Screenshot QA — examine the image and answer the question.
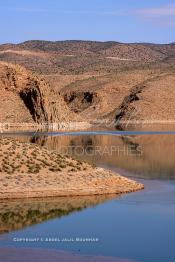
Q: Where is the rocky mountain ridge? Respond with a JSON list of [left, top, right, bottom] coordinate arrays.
[[0, 40, 174, 75]]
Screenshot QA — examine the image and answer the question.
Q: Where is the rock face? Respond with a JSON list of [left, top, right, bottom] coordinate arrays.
[[63, 91, 99, 113], [0, 62, 75, 124], [113, 73, 175, 128]]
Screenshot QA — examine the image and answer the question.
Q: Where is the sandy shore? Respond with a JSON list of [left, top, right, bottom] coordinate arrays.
[[0, 248, 137, 262], [0, 138, 144, 199]]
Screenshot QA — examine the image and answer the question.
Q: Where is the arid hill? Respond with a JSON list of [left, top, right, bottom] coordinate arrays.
[[0, 62, 75, 124], [1, 40, 175, 60], [0, 40, 175, 125], [112, 73, 175, 127], [0, 40, 174, 75]]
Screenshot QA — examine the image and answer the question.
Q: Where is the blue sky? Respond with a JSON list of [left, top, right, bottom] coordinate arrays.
[[0, 0, 174, 44]]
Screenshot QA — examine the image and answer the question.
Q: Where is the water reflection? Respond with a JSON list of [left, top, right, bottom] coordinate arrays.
[[3, 132, 175, 180], [0, 194, 119, 234], [2, 125, 175, 180]]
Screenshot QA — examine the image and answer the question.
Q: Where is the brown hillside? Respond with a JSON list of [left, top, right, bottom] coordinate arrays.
[[0, 40, 175, 126], [0, 40, 174, 75], [112, 73, 175, 128], [0, 62, 75, 124]]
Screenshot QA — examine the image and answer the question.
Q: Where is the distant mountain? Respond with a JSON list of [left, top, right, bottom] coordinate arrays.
[[14, 40, 175, 58], [0, 40, 174, 74]]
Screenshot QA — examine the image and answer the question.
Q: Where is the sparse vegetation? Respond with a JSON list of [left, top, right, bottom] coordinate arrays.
[[0, 138, 88, 175], [0, 137, 143, 199]]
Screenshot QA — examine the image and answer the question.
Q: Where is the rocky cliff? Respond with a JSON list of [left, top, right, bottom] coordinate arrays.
[[113, 73, 175, 128], [0, 62, 75, 125]]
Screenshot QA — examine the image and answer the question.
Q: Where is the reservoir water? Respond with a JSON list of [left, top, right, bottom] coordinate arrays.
[[0, 127, 175, 262]]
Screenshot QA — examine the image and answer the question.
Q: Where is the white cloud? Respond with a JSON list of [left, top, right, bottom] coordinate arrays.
[[135, 4, 175, 27], [136, 4, 175, 17]]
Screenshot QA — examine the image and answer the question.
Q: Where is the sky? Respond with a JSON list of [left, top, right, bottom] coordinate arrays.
[[0, 0, 174, 44]]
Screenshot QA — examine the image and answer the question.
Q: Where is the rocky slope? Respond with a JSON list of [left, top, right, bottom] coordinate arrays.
[[0, 40, 175, 125], [112, 72, 175, 128], [0, 62, 75, 125], [60, 66, 175, 122]]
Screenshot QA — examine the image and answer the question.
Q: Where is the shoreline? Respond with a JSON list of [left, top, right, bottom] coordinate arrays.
[[1, 120, 175, 133], [0, 167, 144, 200], [0, 138, 144, 200]]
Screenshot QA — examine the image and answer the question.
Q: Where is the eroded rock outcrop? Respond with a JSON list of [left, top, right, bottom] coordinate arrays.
[[63, 91, 99, 113], [0, 62, 75, 125], [113, 73, 175, 128]]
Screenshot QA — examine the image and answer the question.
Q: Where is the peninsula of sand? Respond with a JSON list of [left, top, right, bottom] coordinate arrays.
[[0, 138, 144, 199]]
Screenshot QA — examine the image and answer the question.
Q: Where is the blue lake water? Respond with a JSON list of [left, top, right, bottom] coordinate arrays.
[[0, 129, 175, 262]]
